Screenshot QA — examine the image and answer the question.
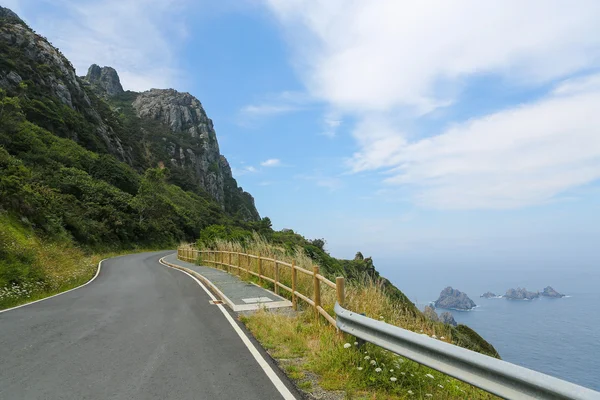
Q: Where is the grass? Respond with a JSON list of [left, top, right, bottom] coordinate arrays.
[[242, 309, 498, 399]]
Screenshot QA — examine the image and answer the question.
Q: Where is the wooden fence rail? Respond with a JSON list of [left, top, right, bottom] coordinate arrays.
[[176, 246, 344, 328]]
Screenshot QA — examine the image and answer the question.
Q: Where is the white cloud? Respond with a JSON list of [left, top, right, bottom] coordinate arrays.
[[241, 104, 300, 116], [239, 90, 311, 120], [19, 0, 194, 91], [261, 158, 281, 167], [377, 84, 600, 208], [321, 115, 341, 138], [232, 165, 259, 176], [264, 0, 600, 209], [265, 0, 600, 112]]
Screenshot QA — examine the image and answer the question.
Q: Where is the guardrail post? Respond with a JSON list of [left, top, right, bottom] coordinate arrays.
[[274, 256, 279, 295], [336, 277, 345, 306], [258, 253, 263, 284], [313, 266, 320, 319], [292, 261, 297, 310]]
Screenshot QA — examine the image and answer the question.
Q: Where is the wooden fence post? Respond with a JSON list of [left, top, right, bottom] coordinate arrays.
[[313, 266, 321, 319], [336, 277, 345, 307], [274, 256, 279, 295], [258, 253, 263, 284], [291, 261, 297, 310], [228, 252, 231, 273]]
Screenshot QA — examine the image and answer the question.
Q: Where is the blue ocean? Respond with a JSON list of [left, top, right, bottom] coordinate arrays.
[[379, 261, 600, 391]]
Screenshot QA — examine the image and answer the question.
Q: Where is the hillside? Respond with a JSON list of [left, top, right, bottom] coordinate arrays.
[[0, 5, 498, 361]]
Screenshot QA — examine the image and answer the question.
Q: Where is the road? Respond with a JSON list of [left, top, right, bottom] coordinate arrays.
[[0, 251, 299, 399]]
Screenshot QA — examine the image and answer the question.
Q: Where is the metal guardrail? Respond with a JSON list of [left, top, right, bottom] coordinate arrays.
[[335, 303, 600, 400]]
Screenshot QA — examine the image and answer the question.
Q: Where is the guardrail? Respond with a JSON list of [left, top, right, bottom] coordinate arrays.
[[177, 246, 344, 327], [335, 303, 600, 400]]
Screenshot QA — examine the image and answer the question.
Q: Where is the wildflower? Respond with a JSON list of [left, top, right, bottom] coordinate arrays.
[[440, 336, 445, 340], [426, 373, 435, 379], [375, 368, 382, 373], [401, 372, 406, 376], [370, 360, 377, 365], [390, 377, 397, 382], [364, 356, 370, 360], [408, 390, 414, 395], [432, 334, 437, 339], [389, 369, 394, 372], [357, 367, 363, 371], [438, 384, 444, 388], [354, 342, 358, 346], [410, 374, 414, 377], [343, 343, 351, 349], [426, 394, 433, 398], [379, 316, 384, 319]]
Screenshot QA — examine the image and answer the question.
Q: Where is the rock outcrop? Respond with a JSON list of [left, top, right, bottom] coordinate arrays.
[[480, 292, 497, 298], [504, 288, 539, 300], [541, 286, 565, 298], [434, 287, 476, 310], [423, 305, 439, 322], [440, 312, 458, 326], [85, 64, 124, 97]]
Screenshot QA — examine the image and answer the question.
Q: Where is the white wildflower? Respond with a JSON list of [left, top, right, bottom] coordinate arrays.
[[425, 394, 433, 398], [401, 372, 406, 376], [357, 367, 363, 371], [370, 360, 376, 365], [379, 316, 384, 319], [389, 369, 394, 372], [354, 342, 358, 346], [364, 356, 370, 360], [438, 384, 444, 388], [375, 368, 382, 372], [440, 336, 445, 340], [390, 377, 397, 382], [408, 390, 414, 395], [426, 373, 435, 379], [344, 343, 351, 349], [432, 334, 438, 339]]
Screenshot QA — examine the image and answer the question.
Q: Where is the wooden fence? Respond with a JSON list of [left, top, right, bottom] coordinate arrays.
[[177, 246, 344, 327]]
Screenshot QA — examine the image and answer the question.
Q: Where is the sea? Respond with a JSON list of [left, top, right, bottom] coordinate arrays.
[[379, 261, 600, 391]]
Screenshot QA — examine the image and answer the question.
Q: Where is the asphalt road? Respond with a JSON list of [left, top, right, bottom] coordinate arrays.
[[0, 251, 299, 399]]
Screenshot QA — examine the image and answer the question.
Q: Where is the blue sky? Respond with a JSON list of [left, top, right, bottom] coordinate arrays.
[[9, 0, 600, 269]]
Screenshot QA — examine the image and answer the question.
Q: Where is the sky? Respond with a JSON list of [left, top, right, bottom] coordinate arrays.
[[9, 0, 600, 270]]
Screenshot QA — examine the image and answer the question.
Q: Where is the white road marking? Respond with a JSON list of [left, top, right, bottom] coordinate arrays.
[[0, 258, 105, 314], [242, 297, 273, 304], [160, 257, 296, 400]]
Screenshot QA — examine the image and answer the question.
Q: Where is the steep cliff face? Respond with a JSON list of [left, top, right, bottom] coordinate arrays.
[[0, 6, 259, 221], [0, 7, 130, 162], [85, 64, 124, 97]]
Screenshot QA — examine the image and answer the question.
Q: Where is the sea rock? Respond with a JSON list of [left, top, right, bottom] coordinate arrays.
[[541, 286, 565, 298], [423, 306, 439, 322], [480, 292, 497, 298], [439, 312, 458, 327], [504, 288, 539, 300], [85, 64, 124, 97], [434, 287, 476, 310]]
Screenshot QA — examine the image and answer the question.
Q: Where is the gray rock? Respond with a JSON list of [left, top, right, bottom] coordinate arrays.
[[0, 7, 24, 25], [480, 292, 497, 298], [85, 64, 124, 97], [434, 287, 476, 310], [541, 286, 564, 298], [504, 288, 539, 300], [439, 312, 457, 326], [423, 306, 439, 322]]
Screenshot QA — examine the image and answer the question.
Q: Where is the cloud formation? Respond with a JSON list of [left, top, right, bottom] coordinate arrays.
[[264, 0, 600, 209], [261, 158, 281, 167]]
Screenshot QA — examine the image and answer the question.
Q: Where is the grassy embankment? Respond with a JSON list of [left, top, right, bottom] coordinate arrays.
[[0, 213, 155, 310], [193, 236, 498, 399]]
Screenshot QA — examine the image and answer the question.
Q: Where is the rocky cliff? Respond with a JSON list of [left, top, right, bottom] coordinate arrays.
[[0, 7, 259, 221], [434, 287, 476, 310], [541, 286, 565, 298]]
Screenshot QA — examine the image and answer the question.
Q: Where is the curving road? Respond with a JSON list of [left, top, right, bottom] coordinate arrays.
[[0, 251, 299, 399]]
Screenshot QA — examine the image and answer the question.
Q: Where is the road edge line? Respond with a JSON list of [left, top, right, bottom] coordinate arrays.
[[160, 256, 296, 400], [0, 257, 105, 314]]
